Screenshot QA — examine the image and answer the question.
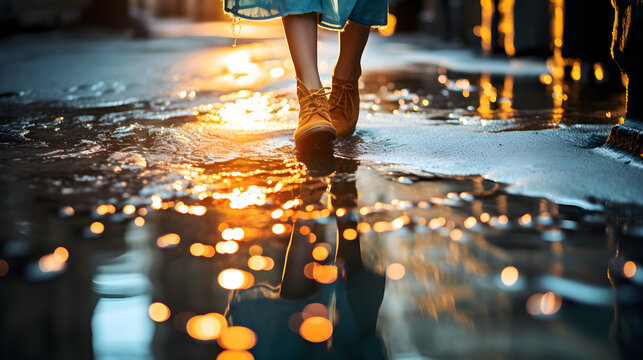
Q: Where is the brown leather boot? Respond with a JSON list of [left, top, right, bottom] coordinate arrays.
[[294, 79, 336, 149], [329, 76, 360, 138]]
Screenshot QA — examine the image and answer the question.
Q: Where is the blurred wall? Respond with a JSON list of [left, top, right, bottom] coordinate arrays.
[[1, 0, 91, 30], [0, 0, 228, 33]]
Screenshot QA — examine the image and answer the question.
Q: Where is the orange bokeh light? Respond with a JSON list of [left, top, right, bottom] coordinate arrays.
[[386, 263, 405, 280], [218, 269, 254, 290], [217, 326, 257, 350], [53, 247, 69, 262], [624, 261, 637, 278], [312, 245, 329, 261], [299, 316, 333, 343], [342, 228, 357, 240], [248, 255, 267, 271], [148, 302, 171, 322], [272, 223, 286, 234], [157, 233, 181, 248], [123, 204, 136, 215], [187, 313, 227, 341], [217, 350, 254, 360], [356, 222, 371, 233], [313, 264, 338, 284], [203, 245, 216, 258], [302, 303, 328, 319], [90, 222, 104, 234], [190, 243, 206, 256], [501, 266, 519, 286], [134, 216, 145, 226]]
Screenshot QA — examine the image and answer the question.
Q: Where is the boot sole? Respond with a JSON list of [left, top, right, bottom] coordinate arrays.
[[295, 125, 336, 150], [336, 124, 357, 138]]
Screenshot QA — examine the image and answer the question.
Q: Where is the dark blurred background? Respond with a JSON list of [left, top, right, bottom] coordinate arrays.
[[0, 0, 623, 87]]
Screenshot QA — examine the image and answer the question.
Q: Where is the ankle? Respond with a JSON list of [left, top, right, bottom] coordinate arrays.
[[332, 65, 362, 82], [297, 75, 323, 91]]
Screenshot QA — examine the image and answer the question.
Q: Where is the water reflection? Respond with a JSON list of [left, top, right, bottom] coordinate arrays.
[[227, 152, 386, 359], [0, 63, 640, 359]]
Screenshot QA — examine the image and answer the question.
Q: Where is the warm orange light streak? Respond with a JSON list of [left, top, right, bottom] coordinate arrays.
[[148, 302, 171, 322], [593, 63, 604, 80], [549, 0, 566, 111], [299, 317, 333, 343], [450, 229, 463, 241], [218, 326, 257, 350], [480, 0, 494, 53], [498, 0, 516, 56], [571, 61, 582, 81]]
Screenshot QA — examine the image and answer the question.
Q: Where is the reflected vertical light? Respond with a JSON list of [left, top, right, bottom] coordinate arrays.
[[480, 0, 494, 53], [498, 0, 516, 56]]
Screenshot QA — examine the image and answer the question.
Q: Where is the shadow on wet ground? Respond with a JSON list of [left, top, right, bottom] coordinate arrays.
[[1, 42, 642, 359]]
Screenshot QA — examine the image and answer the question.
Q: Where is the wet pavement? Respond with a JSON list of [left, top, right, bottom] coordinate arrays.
[[1, 30, 642, 359]]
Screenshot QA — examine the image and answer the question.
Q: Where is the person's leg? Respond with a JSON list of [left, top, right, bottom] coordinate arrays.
[[282, 13, 323, 90], [283, 13, 335, 149], [329, 21, 370, 138], [333, 21, 371, 81]]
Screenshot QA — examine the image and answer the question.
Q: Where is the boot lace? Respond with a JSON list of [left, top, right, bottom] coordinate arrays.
[[329, 81, 357, 120], [298, 87, 330, 125]]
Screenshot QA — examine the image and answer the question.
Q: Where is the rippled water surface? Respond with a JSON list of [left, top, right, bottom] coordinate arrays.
[[1, 36, 642, 360]]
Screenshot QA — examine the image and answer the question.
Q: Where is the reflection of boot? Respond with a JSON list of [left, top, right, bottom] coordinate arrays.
[[296, 150, 335, 178], [280, 219, 319, 301], [294, 79, 336, 149], [329, 76, 360, 138]]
